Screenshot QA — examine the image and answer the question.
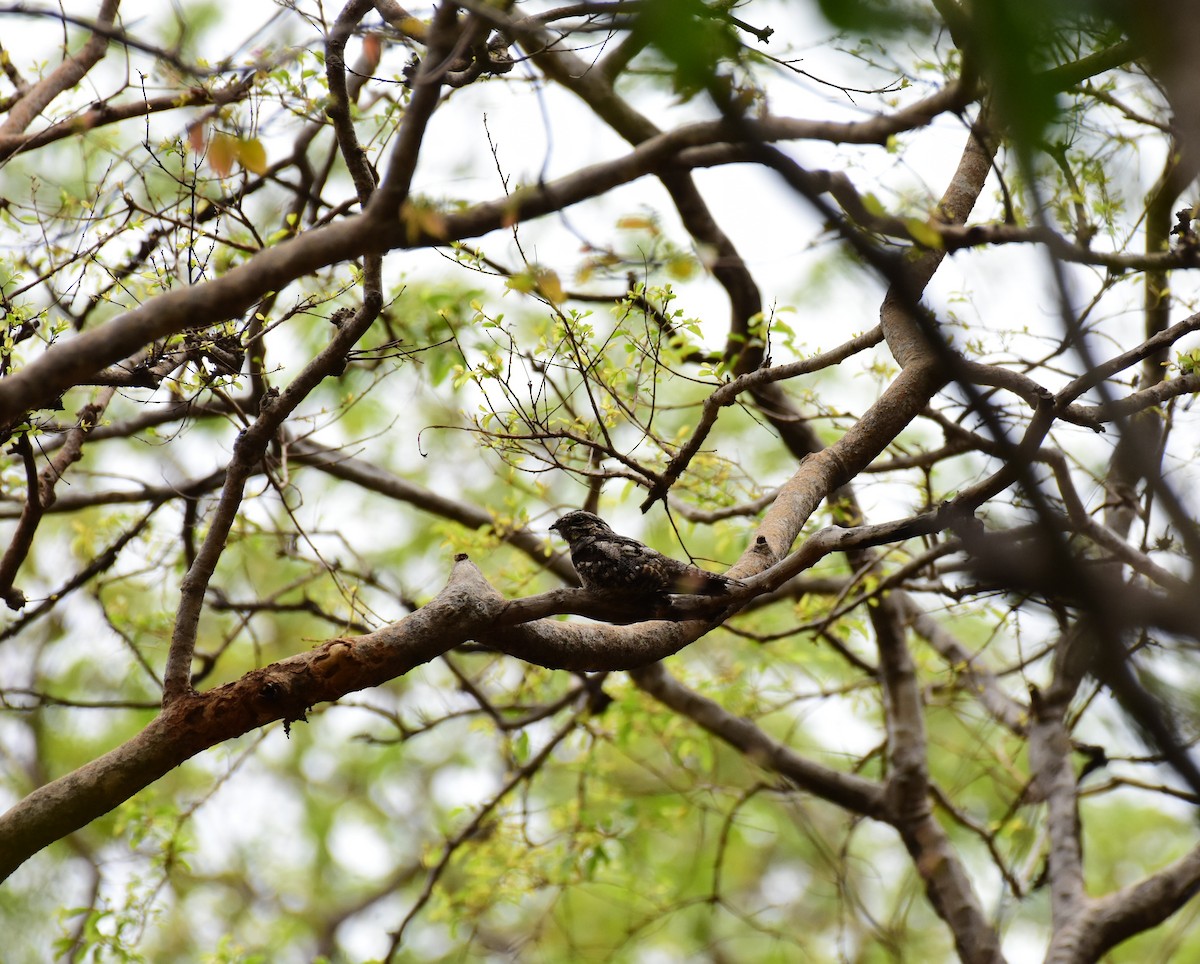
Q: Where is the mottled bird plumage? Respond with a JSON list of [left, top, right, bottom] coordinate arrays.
[[550, 510, 742, 595]]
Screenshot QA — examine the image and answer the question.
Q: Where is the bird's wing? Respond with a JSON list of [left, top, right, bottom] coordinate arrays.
[[571, 536, 676, 589], [571, 531, 738, 595]]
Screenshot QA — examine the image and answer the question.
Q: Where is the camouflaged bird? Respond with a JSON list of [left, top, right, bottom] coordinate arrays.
[[550, 510, 743, 595]]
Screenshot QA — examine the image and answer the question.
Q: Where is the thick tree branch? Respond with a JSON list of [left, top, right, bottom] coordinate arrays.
[[0, 111, 982, 427], [1, 556, 765, 881], [0, 0, 119, 140], [1054, 844, 1200, 963], [0, 556, 500, 880], [1029, 657, 1087, 932]]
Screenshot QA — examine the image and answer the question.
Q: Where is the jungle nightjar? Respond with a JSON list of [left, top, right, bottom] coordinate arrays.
[[550, 510, 742, 595]]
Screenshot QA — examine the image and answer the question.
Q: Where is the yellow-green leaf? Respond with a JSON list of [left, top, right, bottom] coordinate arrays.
[[236, 137, 268, 174], [905, 217, 944, 250]]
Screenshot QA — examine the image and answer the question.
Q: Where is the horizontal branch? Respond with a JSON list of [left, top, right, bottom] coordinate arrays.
[[1074, 371, 1200, 422], [0, 555, 743, 881], [0, 113, 929, 426], [1057, 310, 1200, 404], [0, 79, 254, 161], [937, 220, 1200, 272], [0, 214, 367, 425]]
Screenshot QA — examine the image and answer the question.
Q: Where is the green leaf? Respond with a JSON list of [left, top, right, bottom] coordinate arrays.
[[905, 217, 944, 250]]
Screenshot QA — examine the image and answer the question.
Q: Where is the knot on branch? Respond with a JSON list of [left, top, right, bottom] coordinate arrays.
[[750, 534, 779, 567], [309, 638, 358, 688]]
